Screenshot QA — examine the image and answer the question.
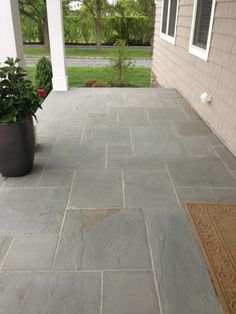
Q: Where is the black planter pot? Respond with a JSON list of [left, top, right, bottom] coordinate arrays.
[[0, 118, 35, 177]]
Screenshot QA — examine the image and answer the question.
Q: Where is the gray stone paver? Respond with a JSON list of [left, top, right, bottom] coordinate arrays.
[[46, 143, 105, 170], [54, 209, 151, 270], [175, 187, 215, 207], [210, 188, 236, 202], [0, 88, 230, 313], [2, 236, 57, 270], [213, 145, 236, 170], [69, 170, 123, 209], [0, 272, 101, 314], [124, 171, 180, 210], [144, 209, 223, 314], [103, 271, 160, 314], [0, 187, 69, 235], [38, 169, 74, 187], [166, 157, 236, 187], [82, 127, 131, 146], [107, 155, 166, 172], [0, 237, 13, 265]]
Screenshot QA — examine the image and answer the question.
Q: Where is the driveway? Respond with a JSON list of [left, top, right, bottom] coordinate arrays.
[[25, 57, 152, 68]]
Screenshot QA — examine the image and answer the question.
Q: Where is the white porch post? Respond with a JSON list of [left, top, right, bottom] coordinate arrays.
[[46, 0, 68, 91], [0, 0, 25, 68]]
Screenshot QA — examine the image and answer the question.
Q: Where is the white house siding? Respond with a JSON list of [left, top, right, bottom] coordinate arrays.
[[152, 0, 236, 156]]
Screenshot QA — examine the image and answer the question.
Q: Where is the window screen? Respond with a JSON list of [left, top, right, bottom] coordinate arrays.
[[193, 0, 213, 49], [168, 0, 178, 36], [161, 0, 178, 39], [162, 0, 169, 34]]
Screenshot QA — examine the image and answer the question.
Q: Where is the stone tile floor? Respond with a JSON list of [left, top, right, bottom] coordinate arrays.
[[1, 88, 236, 313]]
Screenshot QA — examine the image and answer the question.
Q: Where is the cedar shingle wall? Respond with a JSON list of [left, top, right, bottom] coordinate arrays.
[[152, 0, 236, 155]]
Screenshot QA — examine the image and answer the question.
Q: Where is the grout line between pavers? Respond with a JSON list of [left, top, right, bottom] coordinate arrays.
[[163, 158, 182, 209], [68, 207, 140, 211], [170, 185, 236, 190], [212, 148, 236, 180], [0, 178, 6, 190], [0, 238, 15, 271], [209, 188, 217, 201], [100, 271, 104, 314], [80, 113, 89, 144], [51, 171, 76, 269], [143, 211, 163, 314], [0, 268, 153, 273], [144, 107, 153, 127], [105, 145, 108, 170], [117, 112, 119, 127], [121, 170, 126, 209], [128, 128, 135, 156], [36, 135, 59, 186]]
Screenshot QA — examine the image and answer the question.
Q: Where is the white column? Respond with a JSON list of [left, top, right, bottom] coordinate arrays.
[[0, 0, 25, 68], [46, 0, 68, 91]]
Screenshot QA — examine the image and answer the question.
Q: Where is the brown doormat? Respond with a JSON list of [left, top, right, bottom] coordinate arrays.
[[185, 203, 236, 314]]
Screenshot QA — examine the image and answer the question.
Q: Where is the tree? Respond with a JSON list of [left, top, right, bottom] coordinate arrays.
[[96, 0, 102, 52], [19, 0, 49, 53], [77, 0, 106, 52], [19, 0, 70, 54], [134, 0, 156, 53]]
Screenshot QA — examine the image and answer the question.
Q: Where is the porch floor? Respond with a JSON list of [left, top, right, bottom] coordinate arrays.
[[1, 88, 235, 313]]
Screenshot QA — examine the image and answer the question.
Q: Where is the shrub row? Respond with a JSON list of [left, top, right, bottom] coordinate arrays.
[[21, 15, 152, 46]]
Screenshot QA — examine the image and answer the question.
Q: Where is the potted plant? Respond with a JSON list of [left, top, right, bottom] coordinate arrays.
[[0, 57, 43, 177]]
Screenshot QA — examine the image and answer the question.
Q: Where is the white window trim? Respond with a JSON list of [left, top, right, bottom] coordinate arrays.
[[160, 0, 179, 46], [189, 0, 216, 62]]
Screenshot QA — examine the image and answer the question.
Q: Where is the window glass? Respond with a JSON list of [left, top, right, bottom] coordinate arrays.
[[193, 0, 213, 49], [162, 0, 169, 34], [168, 0, 177, 36]]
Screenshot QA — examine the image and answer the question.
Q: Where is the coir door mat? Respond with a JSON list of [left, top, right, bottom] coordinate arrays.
[[185, 203, 236, 314]]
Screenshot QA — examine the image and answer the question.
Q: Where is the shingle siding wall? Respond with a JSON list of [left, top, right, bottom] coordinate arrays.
[[152, 0, 236, 155]]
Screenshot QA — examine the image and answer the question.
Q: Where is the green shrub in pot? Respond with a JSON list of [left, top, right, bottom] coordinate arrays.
[[0, 57, 43, 177]]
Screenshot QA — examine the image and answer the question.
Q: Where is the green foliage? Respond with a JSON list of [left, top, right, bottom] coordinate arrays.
[[109, 39, 133, 86], [24, 47, 150, 58], [35, 57, 53, 94], [21, 15, 153, 45], [27, 66, 151, 88], [21, 16, 39, 43], [0, 58, 41, 123], [103, 16, 151, 45]]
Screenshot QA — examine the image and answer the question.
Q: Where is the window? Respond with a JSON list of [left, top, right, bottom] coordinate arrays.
[[189, 0, 216, 61], [160, 0, 179, 45]]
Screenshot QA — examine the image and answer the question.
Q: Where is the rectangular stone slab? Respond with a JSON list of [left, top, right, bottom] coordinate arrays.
[[103, 271, 160, 314], [54, 209, 151, 270], [0, 272, 101, 314]]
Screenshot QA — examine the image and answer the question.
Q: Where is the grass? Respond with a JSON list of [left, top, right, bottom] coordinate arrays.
[[24, 47, 151, 59], [26, 66, 151, 88]]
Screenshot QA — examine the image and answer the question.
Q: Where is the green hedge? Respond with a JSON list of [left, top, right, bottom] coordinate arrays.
[[21, 15, 152, 45]]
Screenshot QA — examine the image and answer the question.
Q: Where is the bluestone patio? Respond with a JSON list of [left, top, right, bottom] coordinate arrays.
[[1, 88, 236, 313]]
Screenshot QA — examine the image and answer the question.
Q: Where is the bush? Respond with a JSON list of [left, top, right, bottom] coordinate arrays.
[[84, 79, 97, 87], [35, 57, 53, 95], [110, 40, 133, 87], [93, 81, 107, 87], [0, 58, 41, 123], [84, 79, 107, 87]]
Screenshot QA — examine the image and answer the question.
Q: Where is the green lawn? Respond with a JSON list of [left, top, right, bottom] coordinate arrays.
[[24, 47, 151, 59], [26, 66, 151, 88]]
